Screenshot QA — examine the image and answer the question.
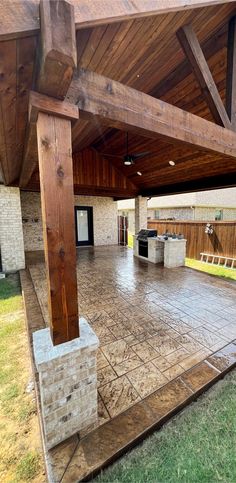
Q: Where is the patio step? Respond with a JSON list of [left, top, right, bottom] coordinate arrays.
[[47, 342, 236, 483]]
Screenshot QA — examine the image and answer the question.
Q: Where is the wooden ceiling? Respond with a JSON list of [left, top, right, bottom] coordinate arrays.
[[0, 2, 236, 197]]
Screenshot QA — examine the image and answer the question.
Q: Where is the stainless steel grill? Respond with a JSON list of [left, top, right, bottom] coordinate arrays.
[[137, 229, 157, 258]]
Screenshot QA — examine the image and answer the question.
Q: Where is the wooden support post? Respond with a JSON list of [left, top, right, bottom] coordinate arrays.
[[177, 25, 231, 129], [226, 16, 236, 130], [36, 111, 79, 345]]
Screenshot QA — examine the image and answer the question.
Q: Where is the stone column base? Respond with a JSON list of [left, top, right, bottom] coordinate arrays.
[[33, 317, 99, 449]]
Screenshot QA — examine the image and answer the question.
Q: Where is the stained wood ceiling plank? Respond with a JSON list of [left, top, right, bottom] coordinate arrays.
[[0, 39, 17, 184], [140, 172, 236, 196], [226, 16, 236, 129], [177, 24, 230, 128]]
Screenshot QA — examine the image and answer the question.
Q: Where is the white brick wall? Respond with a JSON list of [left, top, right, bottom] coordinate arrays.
[[20, 191, 118, 251], [0, 186, 25, 272], [75, 195, 118, 246]]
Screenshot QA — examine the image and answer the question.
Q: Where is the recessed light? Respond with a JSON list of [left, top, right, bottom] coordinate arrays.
[[169, 160, 176, 166], [137, 171, 142, 176]]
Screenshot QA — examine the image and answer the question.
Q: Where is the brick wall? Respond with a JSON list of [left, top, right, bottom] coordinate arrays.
[[148, 207, 194, 220], [0, 186, 25, 272], [20, 191, 118, 251]]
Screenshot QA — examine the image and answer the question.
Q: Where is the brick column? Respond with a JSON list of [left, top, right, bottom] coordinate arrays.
[[135, 196, 147, 233], [0, 186, 25, 272]]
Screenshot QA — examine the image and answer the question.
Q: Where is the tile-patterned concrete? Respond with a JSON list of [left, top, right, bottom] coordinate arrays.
[[27, 246, 236, 431]]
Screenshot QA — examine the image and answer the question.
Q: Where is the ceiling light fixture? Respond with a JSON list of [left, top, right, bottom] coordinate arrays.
[[169, 160, 176, 166], [137, 171, 142, 176], [123, 155, 134, 166]]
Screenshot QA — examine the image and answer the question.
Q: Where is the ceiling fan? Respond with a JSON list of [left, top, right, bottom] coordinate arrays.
[[97, 132, 154, 166]]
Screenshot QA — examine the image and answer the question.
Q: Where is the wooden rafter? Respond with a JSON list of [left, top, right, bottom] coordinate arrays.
[[67, 68, 236, 159], [226, 16, 236, 129], [0, 0, 234, 41], [177, 24, 231, 129]]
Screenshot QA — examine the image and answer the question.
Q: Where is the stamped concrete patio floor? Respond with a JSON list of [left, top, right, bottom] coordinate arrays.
[[25, 246, 236, 481]]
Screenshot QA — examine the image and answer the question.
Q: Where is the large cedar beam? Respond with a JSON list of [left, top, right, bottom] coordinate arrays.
[[177, 25, 230, 129], [226, 16, 236, 130], [19, 91, 78, 188], [37, 111, 79, 345], [67, 68, 236, 159], [0, 0, 234, 41], [20, 0, 77, 188], [37, 0, 77, 99]]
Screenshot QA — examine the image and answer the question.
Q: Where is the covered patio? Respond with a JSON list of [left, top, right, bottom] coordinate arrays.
[[21, 245, 236, 481], [1, 0, 236, 480]]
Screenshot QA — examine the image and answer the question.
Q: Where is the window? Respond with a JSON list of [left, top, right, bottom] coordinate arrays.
[[215, 209, 223, 221], [154, 210, 160, 219]]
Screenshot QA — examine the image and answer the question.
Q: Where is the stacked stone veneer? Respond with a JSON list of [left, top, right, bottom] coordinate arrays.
[[33, 317, 99, 449], [135, 196, 147, 233], [0, 186, 25, 272], [21, 191, 118, 251]]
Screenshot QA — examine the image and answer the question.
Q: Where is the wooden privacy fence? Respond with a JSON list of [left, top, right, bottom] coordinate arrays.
[[147, 220, 236, 260]]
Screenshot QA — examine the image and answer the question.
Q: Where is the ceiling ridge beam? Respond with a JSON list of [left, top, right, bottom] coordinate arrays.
[[67, 68, 236, 160], [177, 24, 231, 129], [1, 0, 235, 42]]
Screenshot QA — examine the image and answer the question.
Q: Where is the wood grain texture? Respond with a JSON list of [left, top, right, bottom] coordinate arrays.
[[37, 0, 77, 99], [0, 0, 233, 41], [20, 92, 79, 188], [1, 3, 236, 194], [226, 16, 236, 129], [26, 147, 138, 198], [37, 112, 79, 345], [177, 24, 230, 128], [67, 68, 236, 159], [148, 219, 236, 259]]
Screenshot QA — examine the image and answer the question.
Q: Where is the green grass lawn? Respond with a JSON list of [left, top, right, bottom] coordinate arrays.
[[0, 275, 44, 482], [185, 258, 236, 281], [97, 369, 236, 483]]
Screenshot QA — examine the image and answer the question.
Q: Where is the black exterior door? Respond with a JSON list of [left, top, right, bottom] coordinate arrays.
[[75, 206, 94, 246]]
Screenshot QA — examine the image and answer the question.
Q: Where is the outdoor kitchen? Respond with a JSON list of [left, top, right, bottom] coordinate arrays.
[[133, 229, 187, 268]]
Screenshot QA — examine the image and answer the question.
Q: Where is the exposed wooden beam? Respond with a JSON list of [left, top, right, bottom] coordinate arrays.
[[19, 92, 78, 188], [37, 0, 77, 100], [1, 0, 234, 41], [177, 24, 230, 129], [226, 16, 236, 130], [140, 172, 236, 197], [29, 91, 79, 123], [67, 68, 236, 159], [37, 111, 79, 345]]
